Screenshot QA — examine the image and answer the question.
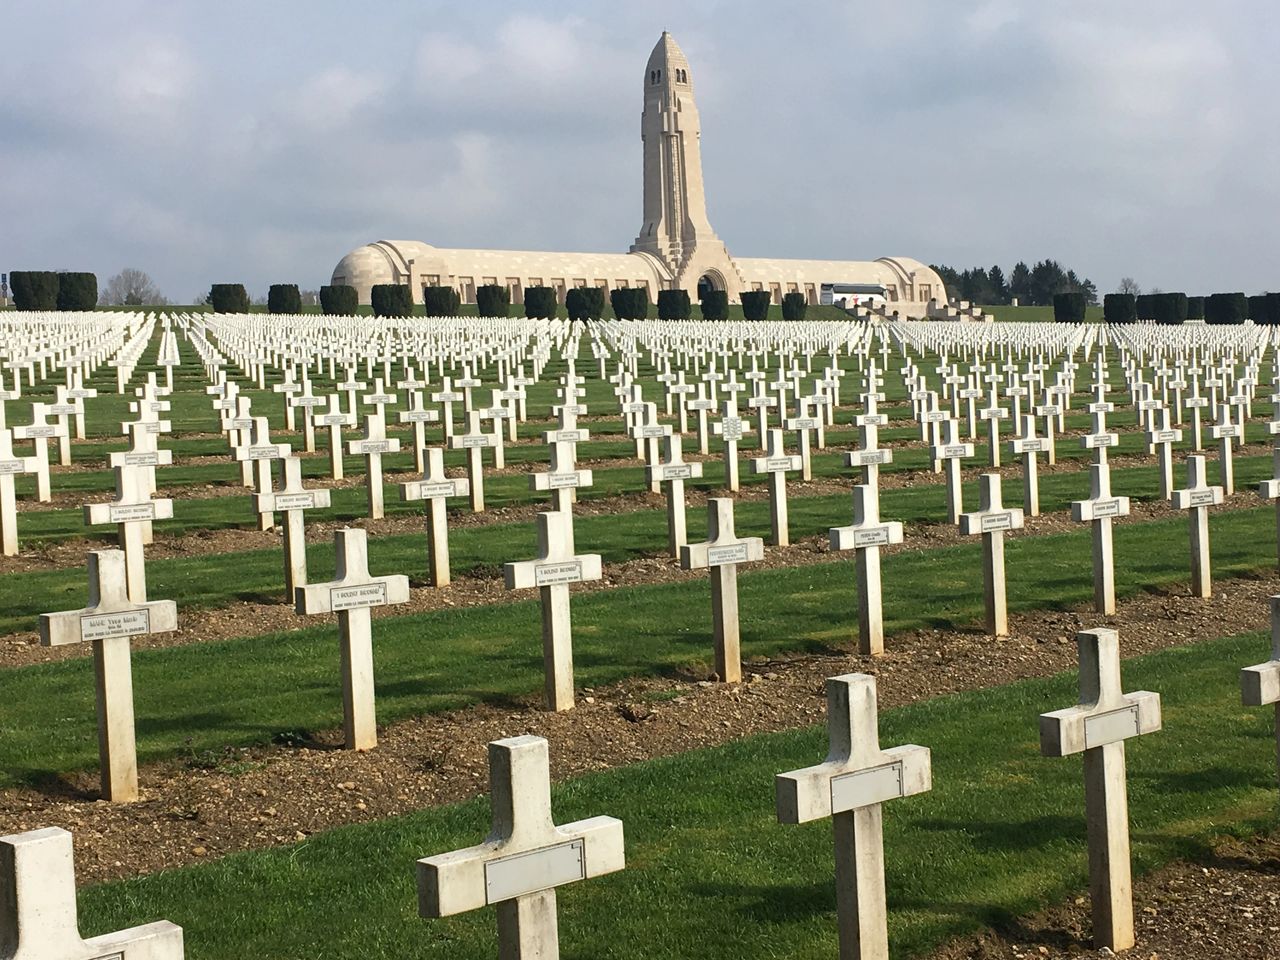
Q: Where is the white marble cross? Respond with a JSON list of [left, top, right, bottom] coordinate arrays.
[[295, 528, 410, 750], [504, 511, 602, 711], [290, 376, 326, 453], [1032, 396, 1061, 465], [1171, 454, 1224, 598], [432, 377, 465, 439], [316, 394, 354, 480], [348, 409, 401, 520], [711, 397, 752, 492], [1241, 595, 1280, 782], [847, 394, 893, 490], [751, 428, 802, 546], [647, 433, 703, 556], [959, 473, 1024, 636], [1208, 402, 1240, 495], [930, 418, 973, 525], [978, 381, 1009, 468], [61, 371, 98, 440], [449, 409, 496, 512], [687, 382, 716, 455], [628, 401, 670, 493], [1144, 405, 1182, 500], [1040, 628, 1162, 952], [532, 440, 593, 514], [775, 673, 931, 960], [39, 549, 178, 801], [680, 497, 763, 682], [783, 396, 821, 481], [272, 365, 302, 432], [417, 735, 625, 959], [11, 403, 63, 502], [337, 369, 368, 419], [1009, 413, 1047, 517], [254, 456, 331, 598], [398, 390, 442, 474], [0, 826, 184, 958], [830, 484, 904, 656], [234, 416, 292, 532], [1081, 387, 1119, 465], [400, 447, 471, 587], [1071, 461, 1131, 615], [0, 428, 38, 556], [84, 464, 173, 603]]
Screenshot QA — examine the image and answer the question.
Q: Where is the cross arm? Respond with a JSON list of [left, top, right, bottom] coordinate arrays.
[[254, 487, 332, 514], [1071, 495, 1130, 522], [1038, 692, 1162, 757], [39, 598, 178, 647], [504, 555, 603, 590], [1242, 661, 1280, 706], [84, 497, 175, 526], [400, 478, 469, 502], [531, 469, 594, 492], [295, 574, 411, 615], [680, 536, 764, 571], [417, 815, 624, 917], [1171, 486, 1224, 510], [775, 743, 931, 825], [829, 520, 903, 551]]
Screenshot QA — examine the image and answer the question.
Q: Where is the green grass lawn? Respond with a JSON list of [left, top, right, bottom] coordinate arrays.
[[75, 628, 1280, 959], [3, 504, 1277, 786]]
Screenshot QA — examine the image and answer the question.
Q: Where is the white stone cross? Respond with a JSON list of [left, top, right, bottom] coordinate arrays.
[[959, 473, 1024, 636], [316, 394, 354, 481], [295, 528, 410, 750], [11, 403, 62, 502], [647, 433, 703, 556], [431, 377, 465, 439], [978, 381, 1009, 467], [711, 397, 752, 492], [254, 456, 331, 598], [1081, 388, 1118, 465], [1032, 396, 1061, 465], [680, 498, 763, 683], [1241, 595, 1280, 782], [1039, 628, 1162, 952], [1172, 454, 1224, 598], [39, 549, 178, 801], [84, 464, 173, 603], [399, 447, 470, 587], [1071, 461, 1130, 615], [47, 387, 80, 466], [830, 484, 904, 656], [687, 382, 717, 455], [1258, 433, 1280, 565], [0, 428, 38, 556], [477, 390, 510, 469], [751, 428, 802, 546], [783, 396, 822, 481], [628, 401, 670, 493], [1208, 402, 1240, 496], [847, 394, 893, 490], [1009, 413, 1047, 517], [398, 390, 442, 474], [775, 673, 931, 960], [747, 386, 778, 448], [532, 440, 593, 514], [1144, 405, 1182, 500], [234, 416, 292, 532], [0, 826, 184, 958], [417, 735, 625, 959], [61, 371, 98, 440], [930, 418, 973, 525], [348, 409, 402, 520], [337, 369, 368, 419], [504, 510, 602, 711], [289, 376, 325, 453], [449, 409, 496, 512], [272, 365, 302, 432]]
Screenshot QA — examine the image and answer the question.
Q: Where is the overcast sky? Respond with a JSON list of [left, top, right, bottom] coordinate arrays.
[[2, 1, 1275, 302]]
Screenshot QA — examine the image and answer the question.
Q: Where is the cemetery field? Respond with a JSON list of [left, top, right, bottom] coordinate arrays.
[[5, 313, 1280, 958], [71, 629, 1279, 960]]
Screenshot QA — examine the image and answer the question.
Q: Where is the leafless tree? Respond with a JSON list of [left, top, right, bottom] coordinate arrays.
[[1116, 277, 1141, 296], [100, 268, 169, 306]]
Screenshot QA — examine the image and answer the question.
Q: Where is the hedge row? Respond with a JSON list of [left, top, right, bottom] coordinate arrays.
[[209, 284, 250, 314], [10, 271, 95, 311], [371, 284, 413, 318], [476, 284, 510, 318], [740, 290, 771, 321], [1053, 291, 1087, 323], [320, 285, 358, 316], [267, 284, 301, 315], [423, 286, 461, 317], [566, 287, 606, 321]]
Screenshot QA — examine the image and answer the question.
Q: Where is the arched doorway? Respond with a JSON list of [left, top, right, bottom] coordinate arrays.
[[697, 272, 723, 300]]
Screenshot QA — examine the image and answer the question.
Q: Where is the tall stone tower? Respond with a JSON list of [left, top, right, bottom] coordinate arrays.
[[631, 32, 739, 298]]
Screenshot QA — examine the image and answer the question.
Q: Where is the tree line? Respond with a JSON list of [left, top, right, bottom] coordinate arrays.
[[930, 260, 1099, 306]]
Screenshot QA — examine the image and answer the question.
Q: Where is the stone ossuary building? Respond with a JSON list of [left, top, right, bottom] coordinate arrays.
[[332, 32, 948, 317]]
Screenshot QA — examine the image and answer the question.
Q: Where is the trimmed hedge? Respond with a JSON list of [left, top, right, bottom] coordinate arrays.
[[267, 284, 301, 315], [781, 291, 807, 321], [524, 286, 558, 319], [565, 286, 607, 321], [1103, 293, 1136, 324], [56, 272, 97, 311], [1250, 293, 1280, 325], [422, 285, 461, 317], [1186, 296, 1205, 321], [1053, 291, 1086, 323], [10, 271, 59, 311], [1204, 292, 1247, 325], [1135, 293, 1155, 321], [700, 290, 729, 321], [657, 289, 692, 320], [740, 290, 771, 321], [476, 284, 510, 318], [610, 287, 649, 321], [209, 283, 250, 314], [371, 284, 413, 318], [319, 285, 358, 316], [1151, 292, 1188, 326]]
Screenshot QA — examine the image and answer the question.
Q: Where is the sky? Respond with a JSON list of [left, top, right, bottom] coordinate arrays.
[[2, 0, 1276, 302]]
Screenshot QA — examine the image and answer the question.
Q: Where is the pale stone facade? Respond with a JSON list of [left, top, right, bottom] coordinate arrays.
[[332, 32, 947, 317]]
